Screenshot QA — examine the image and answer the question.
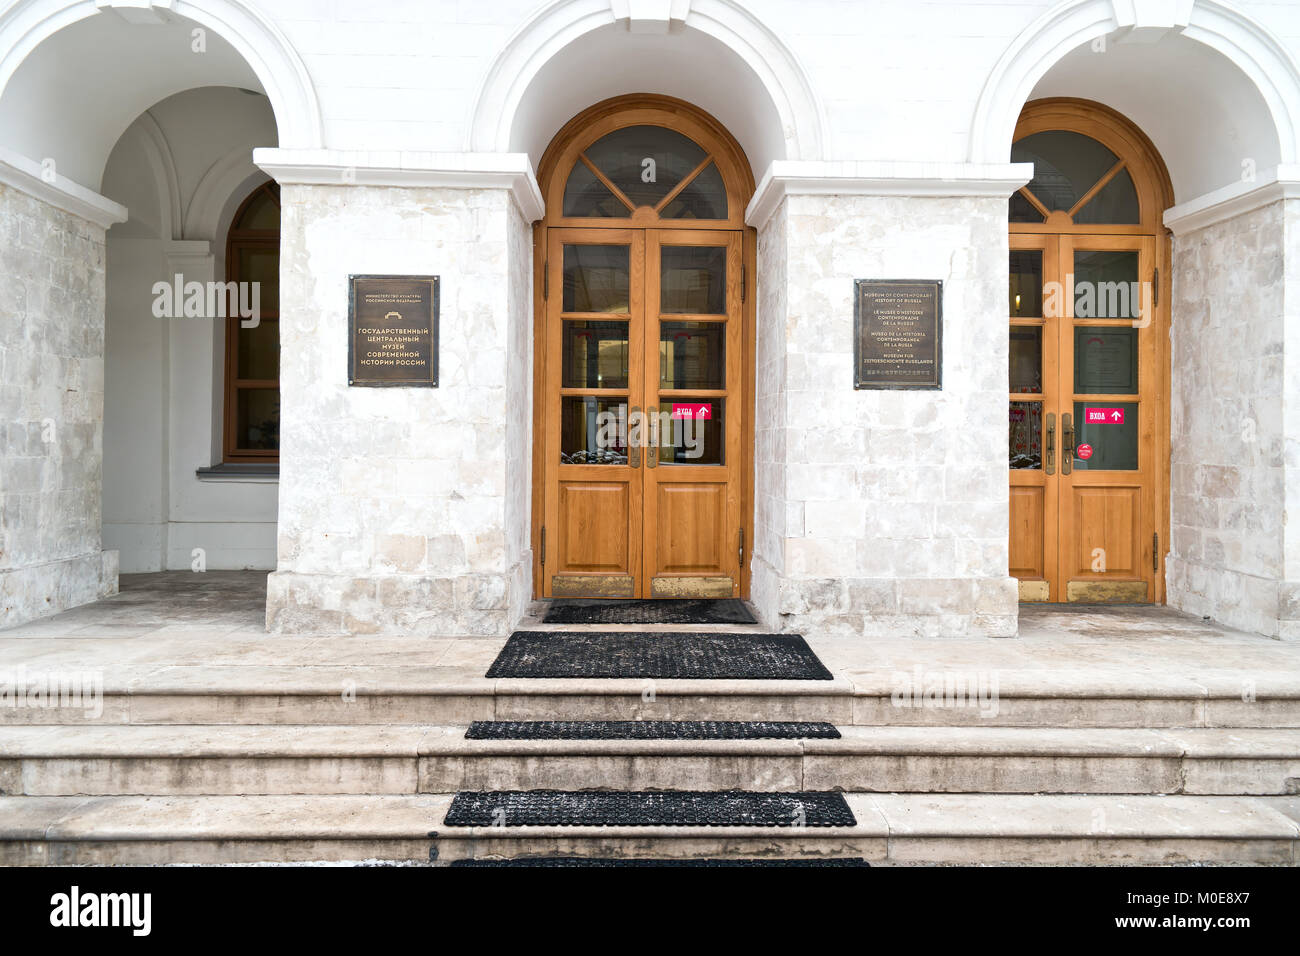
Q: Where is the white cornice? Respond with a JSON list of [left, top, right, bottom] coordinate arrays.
[[1162, 166, 1300, 235], [252, 149, 545, 222], [746, 160, 1034, 228], [0, 148, 127, 229]]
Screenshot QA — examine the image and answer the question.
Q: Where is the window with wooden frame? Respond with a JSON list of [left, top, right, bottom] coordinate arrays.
[[223, 182, 281, 463]]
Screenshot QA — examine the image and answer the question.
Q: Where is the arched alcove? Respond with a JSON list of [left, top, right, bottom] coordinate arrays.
[[0, 0, 320, 193], [970, 0, 1300, 201], [468, 0, 826, 178]]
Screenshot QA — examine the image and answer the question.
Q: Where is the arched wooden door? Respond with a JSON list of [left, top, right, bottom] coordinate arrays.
[[531, 96, 756, 600], [1008, 98, 1173, 604]]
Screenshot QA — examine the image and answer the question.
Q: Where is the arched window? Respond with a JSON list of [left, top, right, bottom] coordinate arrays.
[[223, 182, 280, 463], [562, 125, 729, 220]]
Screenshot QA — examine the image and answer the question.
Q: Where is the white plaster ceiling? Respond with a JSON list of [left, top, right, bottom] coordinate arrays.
[[0, 10, 263, 191], [1030, 30, 1281, 203], [510, 21, 786, 181]]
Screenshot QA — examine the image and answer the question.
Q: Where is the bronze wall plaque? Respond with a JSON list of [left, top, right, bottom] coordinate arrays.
[[348, 275, 439, 387], [853, 279, 942, 390]]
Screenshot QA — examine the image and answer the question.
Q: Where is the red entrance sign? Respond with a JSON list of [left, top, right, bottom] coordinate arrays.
[[1084, 406, 1125, 424], [671, 403, 712, 419], [1076, 443, 1094, 460]]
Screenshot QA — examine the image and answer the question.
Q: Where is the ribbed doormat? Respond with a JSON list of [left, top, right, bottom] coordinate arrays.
[[485, 631, 832, 680], [542, 598, 756, 625], [444, 790, 856, 828], [451, 857, 870, 867], [465, 720, 840, 740]]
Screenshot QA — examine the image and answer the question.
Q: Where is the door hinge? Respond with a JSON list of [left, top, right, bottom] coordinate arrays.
[[1153, 532, 1159, 572], [1152, 267, 1159, 308], [741, 264, 747, 303], [738, 527, 745, 564], [543, 262, 549, 300], [540, 526, 546, 567]]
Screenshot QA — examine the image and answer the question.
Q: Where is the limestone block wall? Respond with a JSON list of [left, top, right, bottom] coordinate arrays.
[[266, 183, 530, 635], [1168, 199, 1294, 637], [0, 185, 117, 626], [751, 199, 789, 624], [752, 192, 1017, 637]]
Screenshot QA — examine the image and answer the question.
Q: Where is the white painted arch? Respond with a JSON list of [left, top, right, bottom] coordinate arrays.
[[0, 0, 321, 181], [467, 0, 827, 169], [969, 0, 1300, 171]]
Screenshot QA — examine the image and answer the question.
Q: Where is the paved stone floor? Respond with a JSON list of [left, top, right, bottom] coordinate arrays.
[[0, 571, 1297, 696]]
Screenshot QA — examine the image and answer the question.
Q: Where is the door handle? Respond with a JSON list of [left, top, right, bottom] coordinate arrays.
[[1062, 412, 1073, 476], [646, 405, 658, 469], [1045, 412, 1055, 475], [628, 406, 641, 468]]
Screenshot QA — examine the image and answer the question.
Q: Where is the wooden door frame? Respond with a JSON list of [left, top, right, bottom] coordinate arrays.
[[529, 94, 758, 600], [1010, 98, 1174, 604]]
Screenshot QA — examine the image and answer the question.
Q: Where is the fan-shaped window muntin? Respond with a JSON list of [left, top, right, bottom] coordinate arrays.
[[1010, 129, 1141, 226], [561, 124, 729, 221]]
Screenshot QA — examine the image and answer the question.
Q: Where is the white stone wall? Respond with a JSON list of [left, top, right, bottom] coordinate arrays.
[[755, 192, 1018, 637], [1168, 199, 1296, 638], [751, 198, 790, 624], [266, 183, 529, 635], [0, 185, 117, 625]]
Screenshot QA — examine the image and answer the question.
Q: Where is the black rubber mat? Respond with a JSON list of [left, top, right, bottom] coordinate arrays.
[[451, 857, 870, 867], [465, 720, 840, 740], [444, 790, 856, 828], [542, 598, 756, 625], [485, 631, 832, 680]]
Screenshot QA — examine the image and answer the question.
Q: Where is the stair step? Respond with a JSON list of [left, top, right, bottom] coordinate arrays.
[[2, 725, 1298, 796], [4, 671, 1298, 728], [3, 793, 1295, 865]]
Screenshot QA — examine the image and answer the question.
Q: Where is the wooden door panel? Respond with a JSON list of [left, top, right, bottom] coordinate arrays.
[[654, 482, 726, 573], [1009, 485, 1045, 579], [558, 481, 632, 573], [1069, 485, 1141, 576]]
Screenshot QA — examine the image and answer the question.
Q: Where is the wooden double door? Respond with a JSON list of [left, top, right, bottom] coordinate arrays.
[[1009, 233, 1163, 603], [540, 226, 746, 599]]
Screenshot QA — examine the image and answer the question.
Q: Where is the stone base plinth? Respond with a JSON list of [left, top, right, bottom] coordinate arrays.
[[265, 570, 512, 636], [763, 575, 1019, 638], [0, 551, 118, 628]]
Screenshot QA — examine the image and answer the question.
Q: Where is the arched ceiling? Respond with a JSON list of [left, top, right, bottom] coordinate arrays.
[[1030, 31, 1281, 202], [510, 22, 786, 181], [0, 10, 263, 191]]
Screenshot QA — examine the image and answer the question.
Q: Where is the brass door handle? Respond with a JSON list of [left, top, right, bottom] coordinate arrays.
[[628, 406, 641, 468], [1062, 412, 1073, 476], [646, 405, 658, 469], [1045, 412, 1055, 475]]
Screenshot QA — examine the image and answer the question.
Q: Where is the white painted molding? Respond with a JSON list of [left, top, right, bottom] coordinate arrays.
[[253, 148, 546, 222], [745, 160, 1034, 229], [185, 145, 263, 240], [121, 112, 182, 240], [0, 146, 126, 227], [969, 0, 1300, 167], [1162, 165, 1300, 234], [467, 0, 827, 161], [162, 238, 213, 274], [0, 0, 323, 149]]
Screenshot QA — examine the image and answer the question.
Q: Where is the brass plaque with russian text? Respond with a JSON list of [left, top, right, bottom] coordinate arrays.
[[854, 279, 942, 389], [348, 275, 439, 387]]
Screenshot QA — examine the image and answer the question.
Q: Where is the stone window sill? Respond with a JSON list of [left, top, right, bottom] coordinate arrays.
[[195, 463, 280, 483]]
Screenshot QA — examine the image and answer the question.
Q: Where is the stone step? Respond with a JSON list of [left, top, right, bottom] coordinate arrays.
[[4, 669, 1298, 728], [3, 725, 1298, 796], [3, 792, 1296, 865]]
